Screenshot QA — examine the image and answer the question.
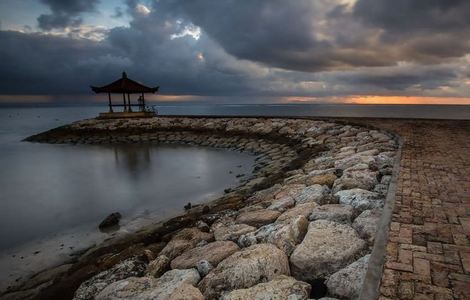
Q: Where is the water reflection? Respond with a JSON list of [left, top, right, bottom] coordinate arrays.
[[113, 145, 152, 179]]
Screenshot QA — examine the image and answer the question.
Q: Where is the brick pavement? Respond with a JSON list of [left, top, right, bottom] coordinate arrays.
[[356, 119, 470, 300]]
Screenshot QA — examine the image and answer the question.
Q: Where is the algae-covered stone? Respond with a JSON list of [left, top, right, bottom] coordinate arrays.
[[290, 220, 366, 281], [73, 257, 146, 300], [146, 255, 170, 278]]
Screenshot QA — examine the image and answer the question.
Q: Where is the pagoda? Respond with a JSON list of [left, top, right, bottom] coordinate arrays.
[[91, 72, 159, 118]]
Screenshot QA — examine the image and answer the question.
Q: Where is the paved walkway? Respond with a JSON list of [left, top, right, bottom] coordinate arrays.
[[355, 119, 470, 300]]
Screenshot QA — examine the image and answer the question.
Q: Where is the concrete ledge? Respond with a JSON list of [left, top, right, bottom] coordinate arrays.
[[98, 111, 156, 119]]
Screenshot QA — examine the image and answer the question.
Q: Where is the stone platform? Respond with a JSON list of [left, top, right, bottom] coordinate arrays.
[[98, 111, 156, 119]]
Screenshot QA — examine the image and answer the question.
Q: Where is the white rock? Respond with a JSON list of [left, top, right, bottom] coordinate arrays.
[[198, 244, 290, 299], [326, 255, 370, 299], [276, 202, 318, 223], [96, 269, 201, 300], [334, 189, 383, 213], [309, 204, 354, 224], [222, 275, 311, 300], [238, 215, 309, 255], [290, 220, 366, 281], [292, 185, 331, 205], [352, 210, 382, 244], [73, 257, 146, 300]]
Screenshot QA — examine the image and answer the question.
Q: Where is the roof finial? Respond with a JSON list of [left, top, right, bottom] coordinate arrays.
[[122, 71, 127, 78]]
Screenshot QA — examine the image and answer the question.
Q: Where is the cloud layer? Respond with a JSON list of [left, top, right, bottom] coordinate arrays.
[[0, 0, 469, 101]]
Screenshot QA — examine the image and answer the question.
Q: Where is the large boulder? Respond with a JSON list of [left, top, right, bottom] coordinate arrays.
[[238, 215, 308, 255], [276, 202, 318, 223], [290, 220, 366, 281], [95, 269, 201, 300], [291, 185, 331, 205], [211, 218, 257, 242], [160, 228, 214, 260], [198, 243, 290, 299], [334, 150, 379, 170], [326, 255, 370, 299], [332, 165, 378, 193], [267, 196, 295, 212], [309, 204, 354, 224], [171, 241, 240, 270], [222, 275, 311, 300], [334, 189, 383, 212], [146, 255, 170, 278], [73, 257, 146, 300], [305, 173, 337, 188], [236, 209, 281, 227], [352, 210, 382, 244], [272, 184, 306, 200]]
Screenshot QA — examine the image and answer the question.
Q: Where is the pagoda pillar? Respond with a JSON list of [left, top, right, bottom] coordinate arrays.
[[108, 93, 113, 112], [127, 93, 132, 112], [122, 93, 127, 112]]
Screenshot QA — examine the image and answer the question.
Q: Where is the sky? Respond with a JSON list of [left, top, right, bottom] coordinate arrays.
[[0, 0, 470, 105]]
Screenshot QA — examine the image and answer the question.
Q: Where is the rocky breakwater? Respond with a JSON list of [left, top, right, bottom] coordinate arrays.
[[8, 117, 399, 300]]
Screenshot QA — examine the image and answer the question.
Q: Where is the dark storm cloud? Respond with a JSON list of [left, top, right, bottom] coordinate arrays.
[[0, 0, 469, 99], [354, 0, 470, 33], [37, 0, 99, 30], [331, 66, 459, 91], [352, 0, 470, 62]]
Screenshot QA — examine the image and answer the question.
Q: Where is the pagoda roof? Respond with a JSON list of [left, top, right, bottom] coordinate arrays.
[[91, 72, 159, 94]]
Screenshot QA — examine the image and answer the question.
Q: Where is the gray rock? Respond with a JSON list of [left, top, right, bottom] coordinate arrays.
[[332, 165, 378, 193], [290, 220, 366, 281], [196, 260, 213, 277], [334, 150, 378, 170], [211, 219, 257, 242], [99, 212, 122, 229], [222, 275, 311, 300], [292, 185, 331, 205], [334, 188, 383, 212], [238, 215, 308, 255], [326, 254, 370, 299], [95, 269, 201, 300], [352, 210, 382, 244], [73, 257, 146, 300], [309, 204, 354, 224], [171, 241, 239, 270], [198, 243, 290, 299], [267, 196, 295, 212], [195, 220, 210, 232]]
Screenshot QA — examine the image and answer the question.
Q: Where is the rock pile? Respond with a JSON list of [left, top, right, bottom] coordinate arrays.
[[21, 117, 398, 300]]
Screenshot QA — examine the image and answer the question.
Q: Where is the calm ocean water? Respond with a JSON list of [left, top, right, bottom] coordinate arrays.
[[0, 105, 257, 289]]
